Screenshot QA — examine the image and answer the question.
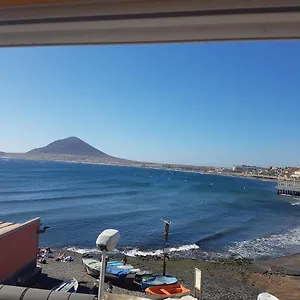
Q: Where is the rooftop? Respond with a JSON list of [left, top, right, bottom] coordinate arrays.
[[0, 222, 22, 236], [0, 218, 40, 236]]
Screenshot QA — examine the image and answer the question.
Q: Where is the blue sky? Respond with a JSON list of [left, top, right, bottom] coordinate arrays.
[[0, 41, 299, 167]]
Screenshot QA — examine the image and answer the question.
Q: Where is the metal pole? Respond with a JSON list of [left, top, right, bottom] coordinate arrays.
[[161, 219, 171, 276], [163, 254, 166, 276], [98, 250, 107, 300]]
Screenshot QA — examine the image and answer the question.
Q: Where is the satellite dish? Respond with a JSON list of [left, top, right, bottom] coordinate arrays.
[[257, 293, 279, 300]]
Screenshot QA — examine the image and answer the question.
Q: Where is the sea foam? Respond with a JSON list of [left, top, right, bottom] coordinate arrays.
[[66, 244, 199, 257]]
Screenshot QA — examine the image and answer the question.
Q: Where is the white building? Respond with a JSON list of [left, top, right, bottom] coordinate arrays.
[[232, 165, 258, 172], [291, 170, 300, 178]]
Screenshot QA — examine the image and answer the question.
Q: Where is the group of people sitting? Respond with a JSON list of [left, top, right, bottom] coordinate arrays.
[[55, 252, 74, 262], [37, 247, 52, 264], [36, 248, 74, 264]]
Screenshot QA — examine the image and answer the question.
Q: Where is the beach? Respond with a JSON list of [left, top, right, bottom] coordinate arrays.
[[35, 249, 300, 300]]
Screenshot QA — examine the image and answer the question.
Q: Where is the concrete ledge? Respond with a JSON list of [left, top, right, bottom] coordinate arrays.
[[1, 0, 300, 46], [0, 285, 28, 300]]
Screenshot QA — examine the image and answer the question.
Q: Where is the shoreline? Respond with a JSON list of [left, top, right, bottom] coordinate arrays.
[[0, 155, 278, 183], [36, 248, 300, 300]]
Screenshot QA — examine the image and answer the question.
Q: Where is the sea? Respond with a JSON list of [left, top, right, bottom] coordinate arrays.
[[1, 158, 300, 261]]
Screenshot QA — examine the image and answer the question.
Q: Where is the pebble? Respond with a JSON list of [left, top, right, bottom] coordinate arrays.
[[37, 249, 260, 300]]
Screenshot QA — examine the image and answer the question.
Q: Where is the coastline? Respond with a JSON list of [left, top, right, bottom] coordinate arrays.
[[36, 248, 300, 300], [0, 154, 278, 183]]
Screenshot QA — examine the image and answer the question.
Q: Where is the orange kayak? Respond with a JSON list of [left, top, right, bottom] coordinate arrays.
[[145, 283, 191, 299]]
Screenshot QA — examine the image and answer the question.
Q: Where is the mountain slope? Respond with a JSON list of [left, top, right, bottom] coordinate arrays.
[[27, 137, 110, 157]]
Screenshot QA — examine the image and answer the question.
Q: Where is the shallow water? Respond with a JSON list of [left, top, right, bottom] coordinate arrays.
[[1, 158, 300, 260]]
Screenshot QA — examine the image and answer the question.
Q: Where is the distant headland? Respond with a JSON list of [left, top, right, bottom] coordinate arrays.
[[0, 137, 281, 181], [0, 137, 133, 165], [0, 136, 215, 171]]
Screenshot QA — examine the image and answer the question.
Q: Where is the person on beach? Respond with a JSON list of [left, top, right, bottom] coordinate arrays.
[[56, 252, 65, 261], [37, 257, 47, 264], [46, 247, 52, 253], [122, 256, 127, 265], [63, 255, 74, 262]]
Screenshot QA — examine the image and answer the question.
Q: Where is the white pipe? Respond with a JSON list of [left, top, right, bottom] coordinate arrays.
[[98, 250, 107, 300]]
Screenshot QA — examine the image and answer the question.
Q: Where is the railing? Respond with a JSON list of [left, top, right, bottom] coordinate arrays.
[[277, 180, 300, 189]]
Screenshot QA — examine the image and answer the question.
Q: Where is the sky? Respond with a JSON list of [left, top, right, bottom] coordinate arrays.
[[0, 41, 300, 167]]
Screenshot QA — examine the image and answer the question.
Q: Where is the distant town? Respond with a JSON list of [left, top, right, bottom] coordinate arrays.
[[230, 165, 300, 180], [139, 163, 300, 181]]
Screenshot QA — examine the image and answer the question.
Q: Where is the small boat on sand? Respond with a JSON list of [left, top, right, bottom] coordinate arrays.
[[52, 278, 78, 293], [82, 258, 139, 283], [145, 283, 191, 299], [141, 276, 178, 290], [82, 258, 101, 277]]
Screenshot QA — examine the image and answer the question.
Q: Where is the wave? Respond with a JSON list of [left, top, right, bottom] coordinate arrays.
[[106, 181, 152, 189], [64, 227, 300, 261], [66, 244, 199, 257], [0, 190, 140, 205], [280, 194, 298, 198], [0, 186, 94, 196], [289, 198, 300, 206], [195, 226, 244, 244], [227, 226, 300, 259], [65, 244, 234, 262], [60, 226, 300, 261], [65, 246, 99, 254], [120, 244, 199, 257]]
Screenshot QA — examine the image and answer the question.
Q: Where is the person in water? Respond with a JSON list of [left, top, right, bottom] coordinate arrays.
[[122, 256, 127, 265]]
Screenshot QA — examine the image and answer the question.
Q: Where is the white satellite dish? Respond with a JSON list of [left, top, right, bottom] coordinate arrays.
[[257, 292, 279, 300]]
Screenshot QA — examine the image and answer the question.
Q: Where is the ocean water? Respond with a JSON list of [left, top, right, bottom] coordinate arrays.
[[1, 158, 300, 260]]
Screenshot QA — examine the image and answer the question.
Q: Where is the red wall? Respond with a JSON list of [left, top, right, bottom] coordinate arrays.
[[0, 219, 40, 282]]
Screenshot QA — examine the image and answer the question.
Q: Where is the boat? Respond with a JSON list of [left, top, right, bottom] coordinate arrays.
[[107, 261, 123, 266], [117, 264, 134, 269], [106, 264, 134, 279], [105, 271, 137, 285], [107, 261, 141, 273], [118, 265, 141, 273], [257, 293, 279, 300], [134, 271, 153, 283], [82, 258, 139, 283], [52, 278, 78, 293], [141, 276, 178, 290], [145, 283, 191, 299], [82, 258, 101, 277]]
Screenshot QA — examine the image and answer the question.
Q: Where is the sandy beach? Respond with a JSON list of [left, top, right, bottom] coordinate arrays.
[[33, 249, 300, 300]]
